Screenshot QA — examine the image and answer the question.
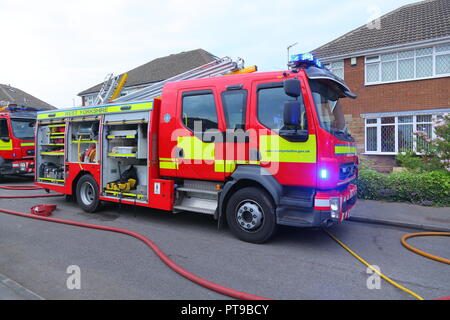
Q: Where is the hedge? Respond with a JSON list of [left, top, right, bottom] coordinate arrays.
[[355, 169, 450, 207]]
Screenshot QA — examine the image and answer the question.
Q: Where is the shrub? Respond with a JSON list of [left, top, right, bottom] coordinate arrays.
[[355, 169, 450, 207], [396, 113, 450, 173]]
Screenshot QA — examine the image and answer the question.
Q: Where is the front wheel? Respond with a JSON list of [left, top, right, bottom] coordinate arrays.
[[226, 187, 277, 243], [76, 174, 100, 212]]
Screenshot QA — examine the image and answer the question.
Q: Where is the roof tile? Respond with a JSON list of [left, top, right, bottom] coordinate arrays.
[[312, 0, 450, 59], [78, 48, 218, 96]]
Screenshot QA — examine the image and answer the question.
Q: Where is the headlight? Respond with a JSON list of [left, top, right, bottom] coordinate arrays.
[[19, 162, 27, 170], [330, 197, 340, 219]]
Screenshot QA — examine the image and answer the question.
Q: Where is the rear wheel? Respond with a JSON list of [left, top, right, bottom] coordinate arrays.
[[76, 174, 100, 212], [226, 187, 277, 243]]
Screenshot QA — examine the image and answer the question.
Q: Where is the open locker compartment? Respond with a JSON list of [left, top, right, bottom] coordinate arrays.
[[101, 112, 149, 202], [67, 118, 100, 164], [36, 121, 66, 185]]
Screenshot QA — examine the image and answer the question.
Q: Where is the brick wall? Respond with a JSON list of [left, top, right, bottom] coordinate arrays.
[[339, 56, 450, 172]]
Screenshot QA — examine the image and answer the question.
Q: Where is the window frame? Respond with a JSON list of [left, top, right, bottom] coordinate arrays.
[[323, 60, 345, 79], [0, 118, 10, 138], [180, 89, 220, 135], [364, 114, 438, 155], [364, 44, 450, 85], [221, 89, 248, 130], [256, 82, 307, 134]]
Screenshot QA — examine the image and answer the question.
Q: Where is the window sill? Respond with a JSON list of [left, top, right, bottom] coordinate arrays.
[[363, 152, 397, 156], [365, 73, 450, 86]]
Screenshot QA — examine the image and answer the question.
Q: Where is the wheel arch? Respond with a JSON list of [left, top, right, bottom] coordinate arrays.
[[218, 165, 282, 223], [71, 170, 94, 200]]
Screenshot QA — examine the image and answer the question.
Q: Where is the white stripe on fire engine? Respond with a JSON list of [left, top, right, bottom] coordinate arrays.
[[314, 199, 330, 207]]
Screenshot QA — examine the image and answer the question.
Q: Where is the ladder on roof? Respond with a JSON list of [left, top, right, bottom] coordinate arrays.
[[114, 57, 254, 103], [94, 73, 128, 105]]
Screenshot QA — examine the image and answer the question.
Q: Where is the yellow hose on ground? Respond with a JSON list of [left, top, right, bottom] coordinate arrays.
[[401, 232, 450, 265], [324, 229, 425, 300]]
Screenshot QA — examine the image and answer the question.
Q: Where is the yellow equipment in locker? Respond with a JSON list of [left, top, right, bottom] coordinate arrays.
[[106, 178, 137, 192], [105, 163, 138, 192]]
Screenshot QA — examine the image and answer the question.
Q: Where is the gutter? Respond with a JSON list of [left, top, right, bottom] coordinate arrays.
[[316, 36, 450, 62]]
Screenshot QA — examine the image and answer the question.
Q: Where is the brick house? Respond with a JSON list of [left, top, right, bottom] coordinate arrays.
[[312, 0, 450, 172], [78, 49, 217, 106]]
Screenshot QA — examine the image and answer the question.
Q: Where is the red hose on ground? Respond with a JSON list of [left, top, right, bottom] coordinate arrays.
[[0, 185, 43, 190], [0, 185, 269, 300]]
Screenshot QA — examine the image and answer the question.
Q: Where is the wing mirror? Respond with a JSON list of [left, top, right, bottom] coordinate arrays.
[[284, 79, 301, 98]]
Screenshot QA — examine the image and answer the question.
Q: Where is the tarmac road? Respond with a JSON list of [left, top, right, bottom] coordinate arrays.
[[0, 177, 449, 300]]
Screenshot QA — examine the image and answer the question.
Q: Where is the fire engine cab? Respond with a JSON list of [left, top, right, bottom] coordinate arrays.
[[0, 107, 36, 178], [35, 54, 358, 243]]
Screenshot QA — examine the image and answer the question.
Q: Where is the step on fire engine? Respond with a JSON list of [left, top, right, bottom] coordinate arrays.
[[0, 106, 36, 178], [35, 54, 358, 243]]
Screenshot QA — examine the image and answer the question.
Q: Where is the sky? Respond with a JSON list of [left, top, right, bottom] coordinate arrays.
[[0, 0, 419, 108]]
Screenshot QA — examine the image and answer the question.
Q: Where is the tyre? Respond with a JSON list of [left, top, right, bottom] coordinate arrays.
[[76, 174, 100, 212], [226, 187, 277, 243]]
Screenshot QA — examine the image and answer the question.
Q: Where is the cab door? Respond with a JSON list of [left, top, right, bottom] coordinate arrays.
[[173, 88, 226, 181]]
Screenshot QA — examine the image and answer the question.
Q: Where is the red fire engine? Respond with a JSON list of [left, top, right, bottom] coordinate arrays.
[[34, 54, 358, 243], [0, 107, 36, 178]]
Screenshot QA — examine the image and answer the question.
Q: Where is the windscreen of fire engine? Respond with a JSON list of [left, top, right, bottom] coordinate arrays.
[[11, 119, 35, 140], [257, 86, 307, 132], [309, 79, 347, 136]]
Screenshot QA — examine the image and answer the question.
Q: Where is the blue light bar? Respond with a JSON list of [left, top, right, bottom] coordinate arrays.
[[0, 106, 41, 112], [290, 52, 323, 69]]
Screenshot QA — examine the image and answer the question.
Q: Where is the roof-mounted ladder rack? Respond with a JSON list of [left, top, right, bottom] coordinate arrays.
[[113, 57, 251, 103]]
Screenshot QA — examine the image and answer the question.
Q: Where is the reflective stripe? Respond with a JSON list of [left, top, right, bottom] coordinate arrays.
[[177, 136, 215, 161], [104, 190, 145, 198], [335, 145, 357, 155], [159, 158, 178, 170], [259, 134, 316, 163], [214, 160, 236, 173], [20, 142, 35, 147], [38, 177, 65, 182], [107, 153, 136, 157], [41, 152, 64, 155], [107, 135, 135, 139], [159, 163, 177, 170], [37, 101, 153, 119], [0, 139, 12, 151]]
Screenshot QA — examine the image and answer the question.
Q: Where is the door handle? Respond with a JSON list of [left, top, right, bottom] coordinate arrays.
[[174, 147, 184, 158]]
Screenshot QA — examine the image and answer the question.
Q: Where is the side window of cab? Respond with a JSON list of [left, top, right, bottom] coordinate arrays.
[[0, 118, 9, 138], [182, 90, 219, 133], [257, 84, 307, 132]]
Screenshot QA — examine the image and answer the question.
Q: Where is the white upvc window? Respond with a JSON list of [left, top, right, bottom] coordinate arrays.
[[364, 113, 443, 155], [84, 95, 95, 106], [323, 60, 344, 79], [365, 44, 450, 85]]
